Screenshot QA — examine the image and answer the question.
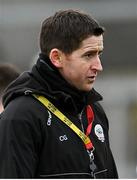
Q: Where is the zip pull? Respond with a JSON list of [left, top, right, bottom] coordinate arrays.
[[87, 147, 95, 162], [87, 148, 97, 176]]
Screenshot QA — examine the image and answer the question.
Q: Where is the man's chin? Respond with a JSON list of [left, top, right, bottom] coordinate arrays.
[[82, 86, 93, 92], [74, 83, 93, 92]]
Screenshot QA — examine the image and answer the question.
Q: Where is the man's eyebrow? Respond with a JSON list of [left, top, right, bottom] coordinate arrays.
[[84, 49, 104, 54]]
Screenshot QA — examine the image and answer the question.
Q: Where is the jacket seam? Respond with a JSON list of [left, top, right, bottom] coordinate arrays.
[[39, 172, 91, 177], [94, 169, 108, 178]]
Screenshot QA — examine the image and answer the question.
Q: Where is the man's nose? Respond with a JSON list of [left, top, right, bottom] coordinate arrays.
[[91, 56, 103, 72]]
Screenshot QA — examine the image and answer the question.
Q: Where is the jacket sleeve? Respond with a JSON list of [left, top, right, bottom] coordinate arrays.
[[0, 96, 43, 178]]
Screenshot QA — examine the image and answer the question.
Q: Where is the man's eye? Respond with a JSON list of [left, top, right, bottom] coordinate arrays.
[[85, 53, 94, 59], [83, 51, 103, 60]]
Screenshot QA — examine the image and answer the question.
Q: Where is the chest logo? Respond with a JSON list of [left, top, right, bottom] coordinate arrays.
[[59, 135, 68, 142], [94, 124, 105, 142]]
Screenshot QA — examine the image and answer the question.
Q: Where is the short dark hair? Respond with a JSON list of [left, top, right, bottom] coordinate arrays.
[[40, 9, 105, 56], [0, 63, 20, 96]]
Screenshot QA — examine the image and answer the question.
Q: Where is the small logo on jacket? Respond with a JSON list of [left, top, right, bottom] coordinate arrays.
[[94, 124, 105, 142], [59, 135, 68, 142], [47, 111, 52, 126]]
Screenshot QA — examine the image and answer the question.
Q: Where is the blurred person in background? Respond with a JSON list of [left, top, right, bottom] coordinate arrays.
[[0, 63, 20, 113], [0, 10, 118, 178]]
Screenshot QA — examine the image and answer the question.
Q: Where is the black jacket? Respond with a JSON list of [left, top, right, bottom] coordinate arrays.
[[0, 54, 118, 178]]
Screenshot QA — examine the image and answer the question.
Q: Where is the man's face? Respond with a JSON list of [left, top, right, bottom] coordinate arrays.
[[59, 35, 104, 92]]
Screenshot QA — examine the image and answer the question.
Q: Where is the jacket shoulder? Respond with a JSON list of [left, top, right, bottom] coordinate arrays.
[[3, 95, 48, 119]]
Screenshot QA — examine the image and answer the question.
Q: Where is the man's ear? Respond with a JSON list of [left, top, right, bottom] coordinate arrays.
[[49, 49, 63, 68]]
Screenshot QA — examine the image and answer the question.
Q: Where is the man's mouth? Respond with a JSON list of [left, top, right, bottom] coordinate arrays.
[[87, 76, 96, 82]]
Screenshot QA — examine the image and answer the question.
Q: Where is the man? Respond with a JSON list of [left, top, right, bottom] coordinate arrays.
[[0, 63, 20, 113], [0, 10, 118, 178]]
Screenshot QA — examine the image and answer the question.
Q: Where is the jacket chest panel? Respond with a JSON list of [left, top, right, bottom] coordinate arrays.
[[45, 113, 87, 155], [38, 113, 90, 174], [38, 111, 109, 176]]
